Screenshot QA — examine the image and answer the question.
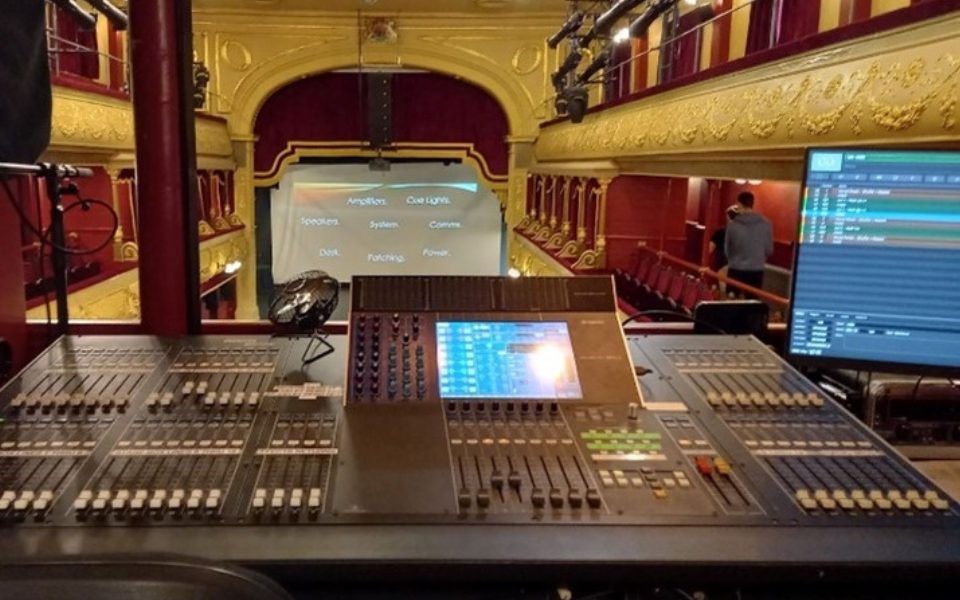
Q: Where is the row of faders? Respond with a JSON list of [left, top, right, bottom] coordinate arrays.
[[0, 345, 162, 522], [245, 412, 338, 523], [72, 414, 251, 522]]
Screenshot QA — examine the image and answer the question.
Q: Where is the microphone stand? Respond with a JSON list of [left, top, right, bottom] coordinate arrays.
[[0, 161, 94, 336]]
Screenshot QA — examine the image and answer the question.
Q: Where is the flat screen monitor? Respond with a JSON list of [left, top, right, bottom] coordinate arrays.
[[787, 148, 960, 376], [436, 321, 583, 399]]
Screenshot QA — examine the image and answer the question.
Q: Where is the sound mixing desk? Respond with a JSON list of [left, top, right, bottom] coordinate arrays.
[[0, 276, 958, 586]]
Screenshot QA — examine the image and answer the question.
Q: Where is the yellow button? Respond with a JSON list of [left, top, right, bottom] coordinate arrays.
[[653, 489, 668, 500]]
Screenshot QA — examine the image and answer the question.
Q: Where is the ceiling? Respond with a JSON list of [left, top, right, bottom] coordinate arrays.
[[192, 0, 572, 13]]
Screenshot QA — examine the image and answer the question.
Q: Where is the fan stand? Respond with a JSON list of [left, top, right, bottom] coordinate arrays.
[[301, 326, 335, 365]]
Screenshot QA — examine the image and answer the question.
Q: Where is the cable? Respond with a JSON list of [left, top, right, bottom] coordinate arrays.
[[0, 175, 119, 256], [621, 309, 728, 334], [910, 375, 925, 403]]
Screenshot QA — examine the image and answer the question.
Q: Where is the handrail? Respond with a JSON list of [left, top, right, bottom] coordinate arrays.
[[634, 244, 789, 308]]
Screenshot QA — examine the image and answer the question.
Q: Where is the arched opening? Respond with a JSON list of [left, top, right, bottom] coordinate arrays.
[[250, 70, 512, 317]]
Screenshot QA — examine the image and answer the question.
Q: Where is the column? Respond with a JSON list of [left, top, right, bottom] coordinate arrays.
[[594, 178, 612, 257], [129, 0, 201, 334], [232, 135, 259, 320]]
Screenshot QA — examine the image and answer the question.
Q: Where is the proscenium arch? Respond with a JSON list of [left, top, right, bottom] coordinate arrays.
[[228, 39, 539, 140]]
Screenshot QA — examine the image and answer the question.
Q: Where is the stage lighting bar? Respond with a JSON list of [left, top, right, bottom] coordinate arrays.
[[547, 11, 585, 49], [87, 0, 129, 30], [580, 0, 646, 46], [628, 0, 679, 39], [576, 46, 611, 86]]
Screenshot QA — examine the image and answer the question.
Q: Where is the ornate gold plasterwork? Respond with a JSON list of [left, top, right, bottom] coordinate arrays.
[[536, 15, 960, 163], [571, 247, 604, 270], [48, 86, 236, 168], [196, 116, 236, 158], [50, 88, 134, 152], [199, 221, 216, 236], [510, 234, 572, 277]]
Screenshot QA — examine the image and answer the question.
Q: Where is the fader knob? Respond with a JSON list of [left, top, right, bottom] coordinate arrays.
[[508, 471, 522, 490], [549, 489, 564, 508], [491, 471, 505, 490], [585, 489, 602, 509], [458, 490, 472, 509], [627, 402, 640, 420], [476, 489, 491, 509], [567, 489, 583, 509], [531, 489, 546, 509]]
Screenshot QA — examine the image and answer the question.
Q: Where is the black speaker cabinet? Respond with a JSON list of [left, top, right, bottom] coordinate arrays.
[[367, 73, 393, 149]]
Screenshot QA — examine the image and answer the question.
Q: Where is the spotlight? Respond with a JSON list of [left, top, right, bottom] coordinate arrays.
[[628, 0, 679, 39], [86, 0, 128, 30], [507, 268, 522, 279], [225, 260, 242, 275], [613, 27, 630, 44], [547, 11, 585, 49], [564, 87, 589, 124]]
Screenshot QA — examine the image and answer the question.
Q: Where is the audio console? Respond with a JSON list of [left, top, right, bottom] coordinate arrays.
[[0, 276, 958, 584]]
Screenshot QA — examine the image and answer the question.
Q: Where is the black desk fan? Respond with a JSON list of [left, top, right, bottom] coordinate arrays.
[[268, 270, 339, 364]]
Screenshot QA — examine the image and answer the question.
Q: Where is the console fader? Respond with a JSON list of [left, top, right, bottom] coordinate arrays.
[[0, 276, 958, 581]]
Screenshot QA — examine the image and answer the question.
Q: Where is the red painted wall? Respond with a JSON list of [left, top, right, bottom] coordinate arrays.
[[254, 72, 510, 176], [604, 175, 689, 270], [0, 183, 28, 373]]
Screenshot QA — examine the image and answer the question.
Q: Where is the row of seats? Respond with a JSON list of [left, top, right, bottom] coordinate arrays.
[[614, 254, 718, 319]]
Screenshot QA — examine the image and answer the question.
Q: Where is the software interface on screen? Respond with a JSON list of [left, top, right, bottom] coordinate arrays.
[[789, 150, 960, 370], [436, 321, 583, 399]]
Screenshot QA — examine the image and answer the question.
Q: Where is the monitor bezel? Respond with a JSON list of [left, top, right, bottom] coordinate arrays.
[[786, 146, 960, 378]]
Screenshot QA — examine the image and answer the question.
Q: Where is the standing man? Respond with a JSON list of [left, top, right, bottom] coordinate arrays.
[[724, 191, 773, 291]]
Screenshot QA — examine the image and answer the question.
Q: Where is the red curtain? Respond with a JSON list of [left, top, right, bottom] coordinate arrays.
[[779, 0, 821, 45], [254, 72, 510, 176], [746, 0, 820, 54], [746, 0, 776, 54], [53, 8, 100, 79], [668, 9, 713, 82]]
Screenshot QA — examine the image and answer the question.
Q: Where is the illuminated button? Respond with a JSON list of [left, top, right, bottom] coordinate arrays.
[[855, 498, 874, 510], [837, 498, 855, 510], [912, 498, 931, 510], [168, 497, 182, 511], [663, 478, 676, 489], [905, 490, 921, 500], [130, 498, 145, 511], [713, 457, 732, 476], [205, 496, 220, 510], [91, 499, 107, 512], [270, 496, 284, 510], [932, 499, 950, 511], [813, 490, 829, 500], [615, 478, 629, 488], [850, 490, 865, 499], [832, 490, 848, 500], [72, 498, 89, 512], [868, 490, 884, 500], [653, 489, 668, 500], [924, 490, 941, 501], [252, 497, 266, 510], [678, 479, 691, 489], [111, 498, 126, 511], [887, 490, 902, 500]]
